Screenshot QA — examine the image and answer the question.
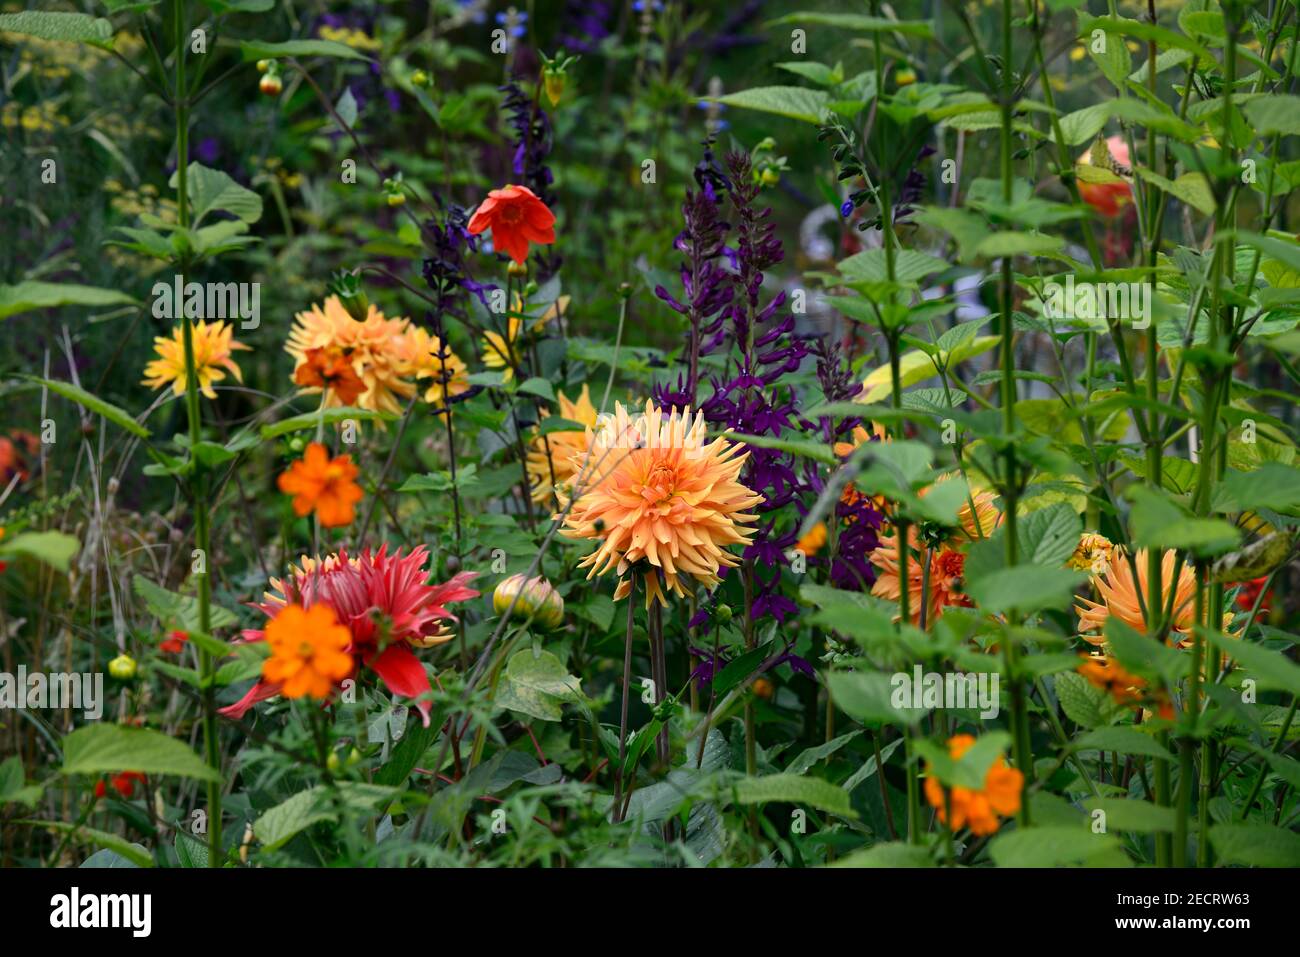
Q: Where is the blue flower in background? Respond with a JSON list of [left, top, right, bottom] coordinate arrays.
[[495, 7, 528, 38]]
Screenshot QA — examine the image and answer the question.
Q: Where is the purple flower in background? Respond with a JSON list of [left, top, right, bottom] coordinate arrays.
[[660, 150, 811, 627], [558, 0, 613, 52], [652, 143, 734, 410]]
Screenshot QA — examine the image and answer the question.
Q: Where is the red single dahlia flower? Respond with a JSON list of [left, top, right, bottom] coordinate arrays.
[[218, 545, 478, 725], [467, 184, 556, 264]]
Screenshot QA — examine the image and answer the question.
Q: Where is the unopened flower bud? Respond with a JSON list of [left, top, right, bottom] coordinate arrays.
[[108, 654, 137, 680], [259, 73, 282, 97], [493, 574, 564, 630]]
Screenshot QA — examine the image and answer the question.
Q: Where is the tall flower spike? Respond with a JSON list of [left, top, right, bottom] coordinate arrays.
[[562, 400, 764, 607]]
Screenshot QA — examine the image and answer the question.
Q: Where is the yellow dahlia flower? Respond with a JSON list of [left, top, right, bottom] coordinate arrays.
[[407, 327, 470, 407], [562, 400, 764, 607], [526, 384, 600, 504], [286, 296, 416, 414], [142, 319, 249, 400]]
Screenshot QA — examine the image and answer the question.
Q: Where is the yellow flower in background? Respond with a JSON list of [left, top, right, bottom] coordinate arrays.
[[142, 319, 249, 399], [481, 316, 523, 382], [287, 296, 416, 414], [562, 400, 764, 607], [1069, 532, 1115, 575], [480, 295, 568, 383], [407, 327, 471, 407], [526, 384, 599, 504], [316, 25, 382, 51]]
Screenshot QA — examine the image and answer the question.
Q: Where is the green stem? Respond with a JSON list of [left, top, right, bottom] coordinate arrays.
[[173, 0, 221, 867]]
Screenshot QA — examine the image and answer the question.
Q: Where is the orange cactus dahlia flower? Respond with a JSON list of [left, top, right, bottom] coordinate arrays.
[[562, 400, 763, 607], [1075, 547, 1197, 647], [142, 319, 250, 399], [924, 733, 1024, 836], [286, 296, 417, 414], [467, 184, 556, 265], [219, 546, 478, 724]]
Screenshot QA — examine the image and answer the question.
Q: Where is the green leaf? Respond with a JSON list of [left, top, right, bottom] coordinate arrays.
[[829, 841, 933, 867], [28, 376, 149, 438], [1209, 824, 1300, 867], [1243, 94, 1300, 135], [239, 38, 372, 62], [1104, 617, 1187, 688], [174, 830, 209, 868], [973, 231, 1065, 259], [253, 787, 336, 850], [826, 670, 927, 726], [20, 822, 153, 867], [0, 281, 138, 320], [989, 826, 1128, 867], [732, 774, 857, 818], [786, 731, 861, 775], [964, 565, 1086, 615], [725, 432, 838, 466], [260, 407, 395, 439], [133, 577, 238, 634], [0, 11, 112, 46], [712, 87, 830, 124], [1127, 485, 1240, 555], [1083, 798, 1176, 832], [1054, 671, 1124, 729], [202, 0, 273, 13], [1132, 167, 1216, 216], [0, 531, 79, 573], [62, 724, 219, 783], [1074, 726, 1175, 761], [172, 162, 262, 226], [516, 377, 556, 402], [1203, 628, 1300, 698], [0, 757, 42, 808], [1211, 464, 1300, 514], [764, 12, 934, 38], [497, 648, 581, 722]]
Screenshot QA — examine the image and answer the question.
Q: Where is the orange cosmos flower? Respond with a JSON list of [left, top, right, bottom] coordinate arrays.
[[287, 296, 417, 414], [1076, 653, 1173, 719], [924, 733, 1023, 836], [562, 400, 764, 607], [142, 319, 250, 399], [526, 384, 600, 504], [467, 184, 556, 264], [1076, 135, 1133, 217], [277, 442, 364, 527], [293, 345, 366, 406], [261, 603, 354, 701]]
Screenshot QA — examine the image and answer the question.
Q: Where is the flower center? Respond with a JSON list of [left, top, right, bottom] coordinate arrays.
[[641, 463, 678, 506], [500, 203, 523, 224]]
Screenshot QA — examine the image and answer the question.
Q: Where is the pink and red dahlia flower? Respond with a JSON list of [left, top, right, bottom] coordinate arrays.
[[218, 545, 478, 725]]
